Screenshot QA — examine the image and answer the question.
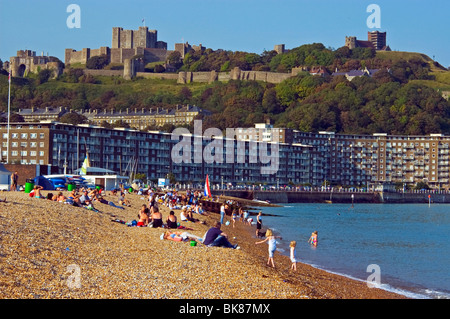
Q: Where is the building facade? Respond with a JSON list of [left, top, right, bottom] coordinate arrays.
[[1, 122, 450, 189]]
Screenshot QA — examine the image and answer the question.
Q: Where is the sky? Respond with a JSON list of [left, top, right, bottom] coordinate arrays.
[[0, 0, 449, 67]]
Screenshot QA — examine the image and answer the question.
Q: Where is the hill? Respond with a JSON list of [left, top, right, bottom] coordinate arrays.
[[1, 44, 449, 135]]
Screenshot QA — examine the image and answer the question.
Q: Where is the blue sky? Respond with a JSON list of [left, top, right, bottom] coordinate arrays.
[[1, 0, 449, 67]]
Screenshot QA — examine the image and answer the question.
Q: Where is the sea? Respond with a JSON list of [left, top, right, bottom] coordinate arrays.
[[256, 203, 450, 299]]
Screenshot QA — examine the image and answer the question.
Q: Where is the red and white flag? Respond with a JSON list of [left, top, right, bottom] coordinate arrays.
[[204, 174, 212, 198]]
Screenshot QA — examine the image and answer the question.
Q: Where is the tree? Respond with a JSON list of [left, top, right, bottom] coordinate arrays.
[[58, 112, 87, 125], [36, 69, 53, 84], [86, 55, 110, 70]]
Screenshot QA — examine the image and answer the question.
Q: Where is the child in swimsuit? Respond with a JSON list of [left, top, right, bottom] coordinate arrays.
[[290, 241, 297, 271], [255, 229, 282, 268], [308, 231, 318, 247]]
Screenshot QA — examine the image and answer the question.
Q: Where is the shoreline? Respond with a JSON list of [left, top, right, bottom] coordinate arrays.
[[0, 190, 406, 299]]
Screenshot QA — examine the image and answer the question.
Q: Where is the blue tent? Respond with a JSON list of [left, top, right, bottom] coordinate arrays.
[[33, 176, 55, 191]]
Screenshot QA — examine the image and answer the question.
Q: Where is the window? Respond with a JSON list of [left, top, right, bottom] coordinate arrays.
[[40, 133, 45, 139], [12, 133, 18, 139], [30, 133, 37, 139], [21, 133, 28, 139]]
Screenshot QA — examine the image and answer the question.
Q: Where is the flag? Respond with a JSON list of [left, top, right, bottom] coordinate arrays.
[[204, 174, 212, 198], [8, 71, 11, 83], [80, 155, 90, 175]]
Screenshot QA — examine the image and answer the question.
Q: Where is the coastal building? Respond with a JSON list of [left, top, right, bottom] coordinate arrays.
[[293, 131, 450, 189], [13, 105, 209, 129], [1, 121, 450, 189], [235, 122, 293, 144], [83, 104, 210, 129], [0, 122, 310, 186]]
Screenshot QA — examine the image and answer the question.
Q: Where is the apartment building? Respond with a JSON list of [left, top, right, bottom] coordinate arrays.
[[293, 131, 450, 189], [0, 122, 310, 186], [1, 121, 449, 189]]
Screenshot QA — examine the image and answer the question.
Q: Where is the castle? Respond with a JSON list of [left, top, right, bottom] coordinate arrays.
[[64, 26, 206, 68], [9, 50, 63, 78], [65, 26, 170, 66], [345, 31, 390, 51]]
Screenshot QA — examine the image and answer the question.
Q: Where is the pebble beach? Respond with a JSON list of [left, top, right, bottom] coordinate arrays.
[[0, 190, 406, 300]]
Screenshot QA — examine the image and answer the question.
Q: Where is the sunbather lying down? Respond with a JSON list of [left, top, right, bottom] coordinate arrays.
[[162, 230, 203, 242]]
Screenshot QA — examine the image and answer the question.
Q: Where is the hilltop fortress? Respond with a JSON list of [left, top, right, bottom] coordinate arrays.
[[65, 26, 170, 66], [64, 26, 206, 68]]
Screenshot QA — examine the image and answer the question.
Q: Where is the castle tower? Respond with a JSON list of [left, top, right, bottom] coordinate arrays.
[[345, 36, 357, 50]]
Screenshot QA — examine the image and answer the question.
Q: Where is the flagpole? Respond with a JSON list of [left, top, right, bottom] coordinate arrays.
[[6, 67, 11, 164]]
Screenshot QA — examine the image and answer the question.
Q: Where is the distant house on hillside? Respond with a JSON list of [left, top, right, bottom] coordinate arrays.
[[83, 104, 210, 130], [292, 66, 330, 77], [16, 107, 69, 122], [332, 67, 380, 81]]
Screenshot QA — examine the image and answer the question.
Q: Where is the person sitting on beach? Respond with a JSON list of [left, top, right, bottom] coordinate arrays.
[[166, 210, 178, 229], [118, 192, 131, 207], [79, 190, 93, 206], [137, 204, 150, 226], [149, 205, 163, 228], [202, 222, 239, 249], [33, 185, 44, 199], [56, 192, 66, 202], [180, 207, 200, 223]]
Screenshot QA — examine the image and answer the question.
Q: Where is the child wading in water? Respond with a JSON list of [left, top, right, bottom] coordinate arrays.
[[290, 241, 297, 271], [308, 231, 318, 247], [255, 229, 282, 268]]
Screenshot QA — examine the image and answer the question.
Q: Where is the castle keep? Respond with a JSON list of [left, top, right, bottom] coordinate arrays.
[[65, 26, 170, 66]]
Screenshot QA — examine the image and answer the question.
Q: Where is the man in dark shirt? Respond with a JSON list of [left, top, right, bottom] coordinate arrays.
[[203, 222, 239, 249]]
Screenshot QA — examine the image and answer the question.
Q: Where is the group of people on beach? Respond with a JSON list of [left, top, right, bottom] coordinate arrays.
[[24, 181, 320, 271]]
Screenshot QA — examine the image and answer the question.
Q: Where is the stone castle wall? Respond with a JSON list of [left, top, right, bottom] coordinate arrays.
[[177, 67, 293, 84]]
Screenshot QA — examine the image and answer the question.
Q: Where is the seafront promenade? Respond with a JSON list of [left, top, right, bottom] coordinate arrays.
[[211, 189, 450, 204]]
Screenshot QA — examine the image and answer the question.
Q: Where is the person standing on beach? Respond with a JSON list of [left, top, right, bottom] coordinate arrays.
[[255, 211, 262, 237], [255, 229, 282, 268], [290, 241, 297, 271], [308, 231, 318, 247], [10, 171, 18, 191], [220, 203, 226, 224]]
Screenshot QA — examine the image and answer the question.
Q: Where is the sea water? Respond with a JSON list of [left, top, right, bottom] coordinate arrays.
[[257, 203, 450, 299]]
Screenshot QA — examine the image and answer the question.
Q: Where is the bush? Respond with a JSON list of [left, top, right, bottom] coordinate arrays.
[[86, 55, 110, 70]]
